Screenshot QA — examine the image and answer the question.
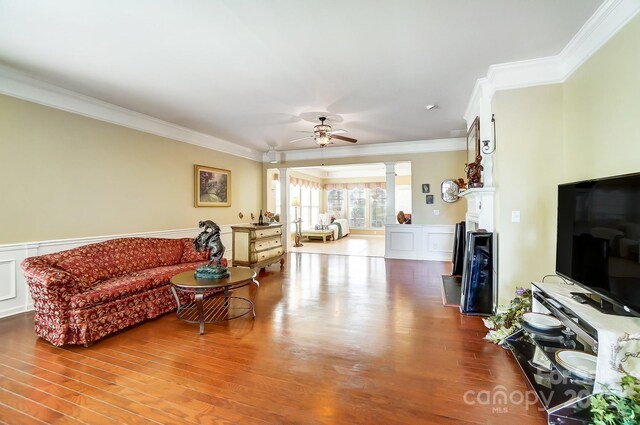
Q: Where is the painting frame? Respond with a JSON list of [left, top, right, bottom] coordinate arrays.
[[466, 116, 480, 168], [194, 165, 231, 207], [421, 183, 430, 193]]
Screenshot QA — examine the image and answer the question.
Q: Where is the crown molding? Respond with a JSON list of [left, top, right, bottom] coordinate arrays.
[[464, 0, 640, 121], [267, 138, 466, 164], [559, 0, 640, 77], [0, 65, 263, 162]]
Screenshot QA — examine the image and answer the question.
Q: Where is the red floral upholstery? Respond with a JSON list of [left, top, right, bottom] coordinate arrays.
[[180, 239, 210, 263], [21, 237, 209, 346]]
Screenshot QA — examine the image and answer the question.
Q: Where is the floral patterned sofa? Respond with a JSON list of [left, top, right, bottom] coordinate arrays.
[[21, 237, 209, 346]]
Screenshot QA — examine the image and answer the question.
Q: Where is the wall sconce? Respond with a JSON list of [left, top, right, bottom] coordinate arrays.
[[481, 114, 496, 155]]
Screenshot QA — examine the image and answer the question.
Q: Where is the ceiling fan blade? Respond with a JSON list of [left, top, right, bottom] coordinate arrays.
[[288, 136, 314, 143], [331, 134, 357, 143], [327, 129, 347, 134], [296, 130, 314, 133]]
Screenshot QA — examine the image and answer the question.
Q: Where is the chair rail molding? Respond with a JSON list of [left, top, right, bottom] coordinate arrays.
[[0, 225, 237, 319], [385, 224, 455, 261]]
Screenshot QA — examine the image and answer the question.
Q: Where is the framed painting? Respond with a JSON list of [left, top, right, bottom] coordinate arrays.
[[194, 165, 231, 207], [466, 116, 480, 167]]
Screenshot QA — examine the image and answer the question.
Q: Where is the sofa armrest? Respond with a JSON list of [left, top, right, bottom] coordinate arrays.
[[21, 256, 82, 310], [21, 257, 76, 289]]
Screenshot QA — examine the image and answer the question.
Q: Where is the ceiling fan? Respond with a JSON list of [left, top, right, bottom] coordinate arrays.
[[288, 117, 357, 147]]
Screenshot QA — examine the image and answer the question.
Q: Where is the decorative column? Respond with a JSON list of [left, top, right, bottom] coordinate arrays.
[[385, 162, 396, 225], [278, 167, 290, 251], [479, 82, 494, 187]]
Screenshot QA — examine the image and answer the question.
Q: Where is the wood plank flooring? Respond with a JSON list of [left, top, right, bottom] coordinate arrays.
[[0, 253, 546, 424], [292, 235, 385, 257]]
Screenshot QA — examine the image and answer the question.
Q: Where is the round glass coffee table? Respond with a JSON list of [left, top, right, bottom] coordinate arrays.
[[170, 267, 258, 334]]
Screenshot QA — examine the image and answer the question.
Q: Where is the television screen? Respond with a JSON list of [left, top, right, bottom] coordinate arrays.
[[556, 173, 640, 316]]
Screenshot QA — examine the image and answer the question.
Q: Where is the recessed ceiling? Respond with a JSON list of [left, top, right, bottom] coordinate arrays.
[[0, 0, 603, 153]]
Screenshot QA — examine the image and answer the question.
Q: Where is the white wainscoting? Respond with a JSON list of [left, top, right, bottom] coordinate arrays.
[[384, 224, 454, 261], [0, 226, 236, 319]]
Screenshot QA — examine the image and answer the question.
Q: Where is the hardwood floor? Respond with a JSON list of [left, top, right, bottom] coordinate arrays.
[[0, 253, 546, 424], [292, 235, 385, 257]]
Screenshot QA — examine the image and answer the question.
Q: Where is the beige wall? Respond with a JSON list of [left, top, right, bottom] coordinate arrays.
[[563, 13, 640, 181], [491, 13, 640, 303], [410, 151, 467, 225], [0, 95, 262, 244], [492, 85, 565, 303]]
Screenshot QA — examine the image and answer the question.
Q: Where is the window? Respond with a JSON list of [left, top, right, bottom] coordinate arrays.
[[327, 189, 344, 217], [290, 183, 321, 230], [369, 188, 386, 228], [311, 187, 320, 226], [326, 186, 387, 229], [348, 188, 366, 228]]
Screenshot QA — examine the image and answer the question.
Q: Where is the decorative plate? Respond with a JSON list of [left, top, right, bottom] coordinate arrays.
[[555, 350, 597, 379], [522, 312, 563, 330], [441, 179, 460, 203]]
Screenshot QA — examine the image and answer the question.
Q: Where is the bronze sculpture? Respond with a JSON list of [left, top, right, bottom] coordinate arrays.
[[193, 220, 229, 278]]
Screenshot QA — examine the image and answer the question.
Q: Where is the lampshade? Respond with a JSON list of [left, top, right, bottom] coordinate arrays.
[[316, 133, 331, 146], [291, 197, 300, 207]]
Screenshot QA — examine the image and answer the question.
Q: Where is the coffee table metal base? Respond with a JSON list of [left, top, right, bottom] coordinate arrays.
[[171, 287, 255, 334], [170, 268, 258, 334]]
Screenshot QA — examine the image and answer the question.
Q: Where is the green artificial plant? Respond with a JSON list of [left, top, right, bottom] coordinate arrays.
[[483, 287, 532, 346], [590, 375, 640, 425]]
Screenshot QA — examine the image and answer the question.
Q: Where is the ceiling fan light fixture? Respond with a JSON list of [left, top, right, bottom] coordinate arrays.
[[314, 124, 330, 133], [316, 133, 331, 146]]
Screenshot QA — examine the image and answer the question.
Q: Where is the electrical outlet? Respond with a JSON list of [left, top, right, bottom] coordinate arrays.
[[511, 211, 521, 222], [433, 209, 440, 216]]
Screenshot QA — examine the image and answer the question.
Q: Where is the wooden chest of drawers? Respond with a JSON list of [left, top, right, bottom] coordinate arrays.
[[231, 223, 285, 270]]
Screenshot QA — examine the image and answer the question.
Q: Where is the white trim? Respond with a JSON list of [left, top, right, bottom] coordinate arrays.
[[384, 224, 454, 261], [559, 0, 640, 78], [0, 305, 32, 318], [0, 227, 207, 252], [0, 259, 17, 301], [0, 225, 240, 319], [464, 0, 640, 118], [0, 65, 263, 162], [274, 138, 466, 164]]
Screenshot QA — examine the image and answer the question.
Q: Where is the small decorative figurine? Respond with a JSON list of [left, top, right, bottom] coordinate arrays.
[[193, 220, 230, 279], [465, 155, 484, 188], [455, 178, 467, 191]]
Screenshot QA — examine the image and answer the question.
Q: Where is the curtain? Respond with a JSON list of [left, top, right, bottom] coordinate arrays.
[[323, 182, 386, 190], [290, 176, 321, 189]]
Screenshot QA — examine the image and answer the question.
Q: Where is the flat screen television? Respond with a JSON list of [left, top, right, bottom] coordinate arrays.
[[556, 172, 640, 317]]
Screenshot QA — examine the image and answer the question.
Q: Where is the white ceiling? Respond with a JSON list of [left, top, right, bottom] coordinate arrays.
[[0, 0, 604, 154]]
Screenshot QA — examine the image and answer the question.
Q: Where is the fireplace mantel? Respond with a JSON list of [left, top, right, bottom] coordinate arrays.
[[459, 187, 495, 232]]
